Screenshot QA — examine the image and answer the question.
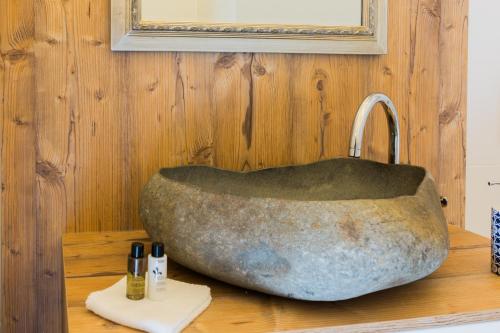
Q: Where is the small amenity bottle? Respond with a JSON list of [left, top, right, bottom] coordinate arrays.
[[148, 242, 168, 301], [127, 242, 146, 300]]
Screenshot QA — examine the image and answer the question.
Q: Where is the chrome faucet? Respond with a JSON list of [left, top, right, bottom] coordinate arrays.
[[349, 93, 400, 164]]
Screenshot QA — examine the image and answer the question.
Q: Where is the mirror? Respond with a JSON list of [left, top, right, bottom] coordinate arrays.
[[141, 0, 363, 26], [111, 0, 387, 54]]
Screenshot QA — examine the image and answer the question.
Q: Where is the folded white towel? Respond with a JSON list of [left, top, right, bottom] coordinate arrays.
[[86, 276, 212, 333]]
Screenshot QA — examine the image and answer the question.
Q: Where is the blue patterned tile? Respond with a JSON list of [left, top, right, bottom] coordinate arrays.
[[492, 208, 500, 275]]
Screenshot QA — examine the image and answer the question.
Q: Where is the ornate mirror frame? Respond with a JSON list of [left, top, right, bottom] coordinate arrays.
[[111, 0, 387, 54]]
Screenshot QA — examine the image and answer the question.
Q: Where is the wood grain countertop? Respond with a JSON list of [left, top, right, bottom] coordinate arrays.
[[63, 225, 500, 332]]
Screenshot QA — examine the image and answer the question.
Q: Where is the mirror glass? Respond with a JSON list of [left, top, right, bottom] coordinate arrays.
[[140, 0, 363, 27]]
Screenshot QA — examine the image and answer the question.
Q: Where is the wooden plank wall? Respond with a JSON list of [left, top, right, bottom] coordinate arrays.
[[0, 0, 468, 332], [1, 0, 38, 331]]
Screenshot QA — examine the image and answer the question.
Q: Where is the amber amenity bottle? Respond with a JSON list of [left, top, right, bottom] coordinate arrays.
[[127, 242, 146, 300]]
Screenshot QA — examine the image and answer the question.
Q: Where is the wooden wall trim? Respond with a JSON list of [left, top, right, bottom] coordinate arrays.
[[0, 1, 467, 332]]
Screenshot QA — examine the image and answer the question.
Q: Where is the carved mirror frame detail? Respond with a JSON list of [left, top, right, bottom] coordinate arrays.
[[111, 0, 387, 54]]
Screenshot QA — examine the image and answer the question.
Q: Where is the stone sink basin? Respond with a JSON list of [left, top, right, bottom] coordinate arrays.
[[140, 158, 448, 301]]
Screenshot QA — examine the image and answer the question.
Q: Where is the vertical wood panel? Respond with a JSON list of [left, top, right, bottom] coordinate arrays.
[[289, 55, 323, 164], [323, 56, 365, 162], [408, 0, 442, 178], [126, 52, 179, 230], [253, 53, 293, 168], [182, 53, 216, 167], [0, 11, 4, 330], [0, 0, 467, 331], [33, 0, 75, 330], [72, 0, 129, 232], [0, 0, 37, 331], [438, 0, 468, 226], [212, 53, 253, 170]]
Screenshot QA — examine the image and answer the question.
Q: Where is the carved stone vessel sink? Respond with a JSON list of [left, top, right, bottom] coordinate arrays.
[[140, 158, 448, 301]]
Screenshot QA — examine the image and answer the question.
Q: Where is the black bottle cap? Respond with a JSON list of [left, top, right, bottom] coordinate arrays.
[[130, 242, 144, 259], [151, 242, 165, 258]]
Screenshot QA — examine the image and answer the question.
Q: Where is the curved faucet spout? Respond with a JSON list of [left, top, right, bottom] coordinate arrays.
[[349, 93, 400, 164]]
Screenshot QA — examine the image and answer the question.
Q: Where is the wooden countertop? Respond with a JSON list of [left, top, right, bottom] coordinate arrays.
[[63, 225, 500, 332]]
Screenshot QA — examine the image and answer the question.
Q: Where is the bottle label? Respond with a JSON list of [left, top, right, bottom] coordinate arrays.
[[151, 258, 167, 282], [148, 256, 168, 300]]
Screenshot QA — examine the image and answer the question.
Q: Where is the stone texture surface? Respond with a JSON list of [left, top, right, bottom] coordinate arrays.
[[140, 158, 449, 301]]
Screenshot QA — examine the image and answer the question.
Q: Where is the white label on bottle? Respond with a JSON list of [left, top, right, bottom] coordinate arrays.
[[148, 255, 168, 300]]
